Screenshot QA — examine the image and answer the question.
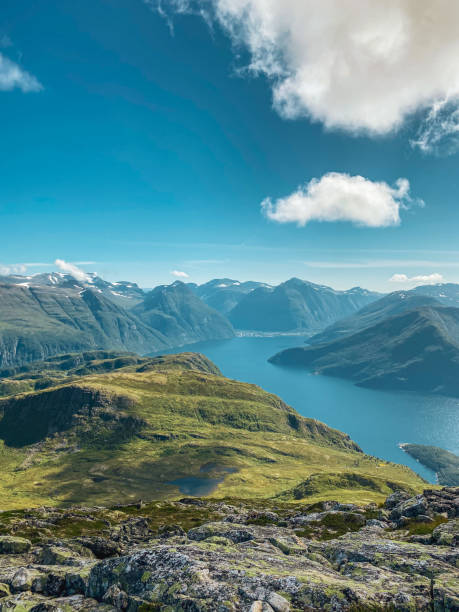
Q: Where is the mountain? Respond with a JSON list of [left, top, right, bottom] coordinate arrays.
[[270, 305, 459, 396], [410, 282, 459, 306], [0, 350, 425, 510], [192, 278, 272, 314], [0, 276, 236, 368], [0, 283, 169, 369], [133, 281, 235, 346], [228, 277, 381, 332], [0, 272, 146, 308], [308, 291, 441, 345]]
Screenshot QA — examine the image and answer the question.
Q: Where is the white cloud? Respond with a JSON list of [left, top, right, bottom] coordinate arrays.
[[55, 259, 91, 282], [389, 273, 444, 285], [411, 98, 459, 154], [0, 52, 42, 92], [262, 173, 412, 228], [0, 264, 27, 276], [156, 0, 459, 147], [171, 269, 190, 278]]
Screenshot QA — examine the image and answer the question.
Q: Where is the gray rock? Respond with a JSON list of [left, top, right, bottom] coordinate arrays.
[[266, 591, 290, 611]]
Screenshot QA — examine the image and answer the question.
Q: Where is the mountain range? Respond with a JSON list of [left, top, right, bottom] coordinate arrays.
[[190, 278, 271, 314], [227, 277, 380, 332], [0, 273, 385, 368], [271, 299, 459, 396], [0, 276, 233, 368]]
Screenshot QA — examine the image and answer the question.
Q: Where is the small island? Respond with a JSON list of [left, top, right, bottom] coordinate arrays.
[[400, 443, 459, 486]]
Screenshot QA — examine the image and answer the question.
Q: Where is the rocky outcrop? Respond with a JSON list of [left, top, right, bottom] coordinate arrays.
[[0, 386, 140, 447], [0, 488, 457, 610]]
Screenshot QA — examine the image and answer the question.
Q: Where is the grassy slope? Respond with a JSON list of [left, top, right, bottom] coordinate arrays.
[[0, 354, 426, 510]]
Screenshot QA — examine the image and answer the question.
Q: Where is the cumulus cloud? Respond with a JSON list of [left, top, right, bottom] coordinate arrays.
[[262, 173, 412, 228], [55, 259, 91, 282], [171, 270, 190, 278], [154, 0, 459, 149], [0, 52, 42, 92], [389, 273, 444, 285]]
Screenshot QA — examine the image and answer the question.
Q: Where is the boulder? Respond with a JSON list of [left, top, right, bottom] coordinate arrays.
[[0, 535, 32, 554]]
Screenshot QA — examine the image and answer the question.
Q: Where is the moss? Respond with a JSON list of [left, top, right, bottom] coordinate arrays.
[[246, 516, 278, 526], [402, 515, 449, 536]]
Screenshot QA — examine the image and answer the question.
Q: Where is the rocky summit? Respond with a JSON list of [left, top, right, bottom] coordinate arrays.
[[0, 487, 456, 611]]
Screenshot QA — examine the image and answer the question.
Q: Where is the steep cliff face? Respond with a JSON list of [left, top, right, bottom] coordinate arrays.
[[0, 385, 139, 447]]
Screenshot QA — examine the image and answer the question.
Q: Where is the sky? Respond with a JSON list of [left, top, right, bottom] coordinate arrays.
[[2, 0, 459, 291]]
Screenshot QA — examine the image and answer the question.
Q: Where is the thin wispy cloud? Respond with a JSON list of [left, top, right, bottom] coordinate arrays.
[[0, 264, 27, 275], [389, 273, 444, 285], [305, 260, 459, 270], [262, 173, 414, 228], [412, 98, 459, 155], [0, 52, 42, 92], [155, 0, 459, 154]]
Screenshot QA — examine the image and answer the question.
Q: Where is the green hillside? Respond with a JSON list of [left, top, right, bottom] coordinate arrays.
[[0, 352, 426, 510]]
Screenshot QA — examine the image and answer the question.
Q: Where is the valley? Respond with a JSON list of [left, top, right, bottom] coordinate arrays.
[[0, 350, 426, 510]]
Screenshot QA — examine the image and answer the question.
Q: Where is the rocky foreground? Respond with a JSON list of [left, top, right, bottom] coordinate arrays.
[[0, 488, 457, 611]]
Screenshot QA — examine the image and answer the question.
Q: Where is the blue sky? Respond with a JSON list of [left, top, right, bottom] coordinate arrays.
[[2, 0, 459, 290]]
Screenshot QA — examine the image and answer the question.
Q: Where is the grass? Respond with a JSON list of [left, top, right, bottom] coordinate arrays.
[[0, 500, 219, 544], [0, 355, 429, 510]]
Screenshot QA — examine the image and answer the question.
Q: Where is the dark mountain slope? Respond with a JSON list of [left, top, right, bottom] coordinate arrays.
[[270, 306, 459, 396], [229, 278, 380, 332], [0, 283, 168, 368], [133, 281, 234, 346], [308, 291, 441, 345]]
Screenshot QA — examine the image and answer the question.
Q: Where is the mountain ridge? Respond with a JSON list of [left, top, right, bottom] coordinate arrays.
[[228, 277, 381, 332], [270, 305, 459, 396]]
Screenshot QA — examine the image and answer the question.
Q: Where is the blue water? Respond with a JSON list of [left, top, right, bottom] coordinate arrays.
[[156, 336, 459, 483]]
